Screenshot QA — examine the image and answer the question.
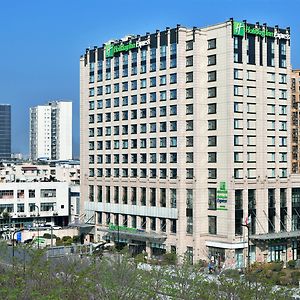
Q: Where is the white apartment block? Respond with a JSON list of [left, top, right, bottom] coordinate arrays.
[[30, 101, 73, 161], [80, 19, 299, 265], [0, 181, 70, 227]]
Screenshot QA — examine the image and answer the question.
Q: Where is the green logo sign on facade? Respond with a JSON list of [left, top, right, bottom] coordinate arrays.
[[217, 181, 228, 211], [233, 21, 245, 37], [105, 42, 138, 58]]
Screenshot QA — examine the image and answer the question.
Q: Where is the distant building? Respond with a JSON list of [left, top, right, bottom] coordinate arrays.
[[0, 104, 11, 160], [291, 70, 300, 173], [30, 101, 72, 161], [0, 160, 80, 225]]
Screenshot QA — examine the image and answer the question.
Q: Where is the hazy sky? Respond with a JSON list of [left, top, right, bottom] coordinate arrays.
[[0, 0, 299, 158]]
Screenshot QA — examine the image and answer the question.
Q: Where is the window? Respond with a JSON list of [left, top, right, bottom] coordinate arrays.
[[267, 72, 275, 83], [247, 87, 256, 97], [208, 188, 216, 210], [208, 168, 217, 179], [208, 136, 217, 146], [208, 87, 217, 98], [170, 73, 177, 84], [208, 38, 216, 50], [247, 70, 256, 81], [140, 124, 146, 133], [208, 120, 217, 130], [170, 89, 177, 100], [186, 136, 193, 147], [234, 85, 243, 96], [208, 55, 216, 66], [208, 103, 216, 114], [186, 72, 193, 83], [122, 96, 128, 106], [234, 135, 242, 146], [186, 120, 193, 131], [234, 68, 243, 80], [131, 80, 137, 90], [140, 79, 146, 89], [208, 216, 217, 234], [170, 121, 177, 131], [186, 88, 193, 99], [208, 152, 217, 163], [186, 40, 193, 50], [150, 77, 156, 87], [160, 75, 167, 85], [160, 122, 166, 132], [170, 137, 177, 147], [41, 189, 56, 198], [186, 56, 193, 67], [186, 169, 194, 179], [280, 89, 287, 99], [160, 106, 166, 117], [158, 91, 166, 102], [186, 152, 193, 163], [208, 71, 216, 82], [234, 168, 243, 179], [170, 105, 177, 115], [150, 92, 156, 102], [234, 102, 243, 113], [140, 94, 147, 104], [279, 74, 287, 84], [186, 104, 193, 115]]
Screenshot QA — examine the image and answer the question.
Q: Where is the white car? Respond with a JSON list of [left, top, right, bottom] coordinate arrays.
[[52, 226, 62, 230]]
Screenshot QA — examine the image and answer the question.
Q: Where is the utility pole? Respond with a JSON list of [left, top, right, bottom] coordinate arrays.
[[33, 205, 40, 249], [242, 223, 250, 270]]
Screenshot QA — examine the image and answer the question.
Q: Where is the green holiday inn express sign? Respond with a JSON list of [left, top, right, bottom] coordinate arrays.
[[233, 21, 290, 40], [216, 181, 228, 211], [105, 39, 150, 58], [105, 42, 137, 58]]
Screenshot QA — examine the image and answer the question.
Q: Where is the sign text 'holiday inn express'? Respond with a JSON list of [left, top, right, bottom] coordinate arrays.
[[233, 21, 290, 40], [105, 40, 150, 58]]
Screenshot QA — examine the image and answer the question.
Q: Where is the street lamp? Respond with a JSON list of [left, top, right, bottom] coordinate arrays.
[[33, 205, 40, 249]]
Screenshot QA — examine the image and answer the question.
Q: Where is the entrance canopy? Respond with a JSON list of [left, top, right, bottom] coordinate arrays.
[[99, 226, 167, 243], [250, 230, 300, 241]]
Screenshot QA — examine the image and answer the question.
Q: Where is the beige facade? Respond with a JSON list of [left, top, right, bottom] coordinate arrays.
[[80, 20, 298, 265], [291, 70, 300, 173]]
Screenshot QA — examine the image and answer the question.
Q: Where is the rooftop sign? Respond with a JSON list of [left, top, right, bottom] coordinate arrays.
[[233, 21, 290, 40], [105, 40, 149, 58]]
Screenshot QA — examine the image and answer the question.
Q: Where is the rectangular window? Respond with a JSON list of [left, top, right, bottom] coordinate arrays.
[[208, 71, 216, 82], [208, 188, 216, 210], [208, 38, 216, 50], [208, 216, 217, 234], [208, 87, 217, 98], [208, 55, 216, 66]]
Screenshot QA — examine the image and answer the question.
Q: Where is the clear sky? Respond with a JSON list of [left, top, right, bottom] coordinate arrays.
[[0, 0, 299, 158]]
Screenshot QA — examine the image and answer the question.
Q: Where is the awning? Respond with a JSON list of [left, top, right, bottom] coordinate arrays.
[[99, 226, 167, 243], [250, 230, 300, 241]]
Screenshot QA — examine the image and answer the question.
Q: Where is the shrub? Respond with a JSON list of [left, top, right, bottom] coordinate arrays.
[[163, 252, 177, 265], [62, 236, 72, 242], [288, 260, 296, 269], [43, 233, 57, 239], [279, 276, 292, 286], [268, 261, 283, 272], [134, 253, 146, 264], [72, 235, 81, 243], [291, 271, 300, 285]]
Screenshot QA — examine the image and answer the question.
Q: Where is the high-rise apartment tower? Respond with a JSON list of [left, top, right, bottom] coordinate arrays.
[[30, 101, 72, 161]]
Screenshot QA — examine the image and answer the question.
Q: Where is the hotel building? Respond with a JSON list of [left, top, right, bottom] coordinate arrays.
[[80, 19, 299, 265]]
